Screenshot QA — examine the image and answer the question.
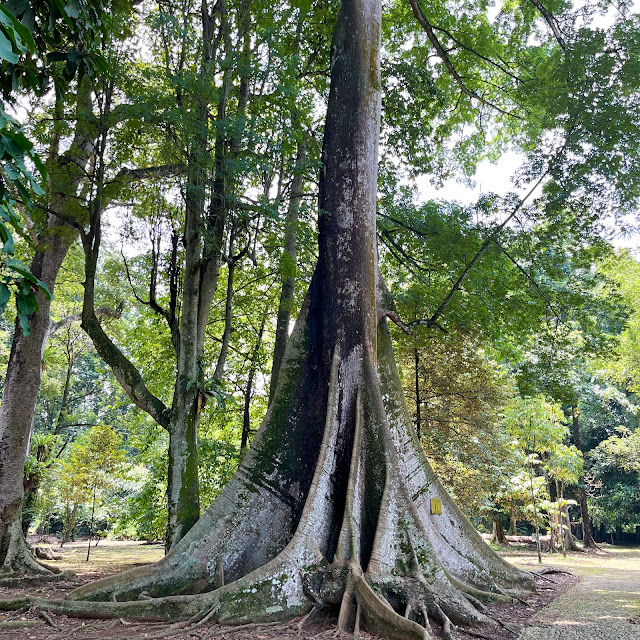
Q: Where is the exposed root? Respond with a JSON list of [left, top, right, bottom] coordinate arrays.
[[354, 574, 429, 640], [534, 567, 573, 576], [0, 324, 536, 640], [296, 610, 313, 633], [0, 570, 72, 587], [337, 572, 356, 632], [435, 604, 454, 640], [0, 620, 40, 629], [420, 604, 432, 634], [445, 572, 513, 604], [353, 599, 361, 636], [36, 608, 58, 627], [495, 586, 528, 605], [460, 593, 488, 614]]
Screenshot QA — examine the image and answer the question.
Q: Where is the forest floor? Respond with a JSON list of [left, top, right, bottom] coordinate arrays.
[[0, 537, 634, 640]]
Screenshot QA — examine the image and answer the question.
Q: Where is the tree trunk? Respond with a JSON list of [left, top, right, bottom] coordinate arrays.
[[269, 145, 306, 403], [86, 488, 96, 562], [0, 75, 96, 572], [9, 0, 535, 635], [571, 407, 595, 548], [164, 142, 205, 551], [508, 510, 517, 536], [241, 316, 266, 451], [414, 346, 421, 438], [490, 518, 507, 545]]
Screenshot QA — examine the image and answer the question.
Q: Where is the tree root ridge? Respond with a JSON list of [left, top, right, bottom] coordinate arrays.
[[0, 318, 535, 640], [0, 517, 57, 576]]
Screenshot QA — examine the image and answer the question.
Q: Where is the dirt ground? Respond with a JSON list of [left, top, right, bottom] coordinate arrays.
[[0, 537, 580, 640]]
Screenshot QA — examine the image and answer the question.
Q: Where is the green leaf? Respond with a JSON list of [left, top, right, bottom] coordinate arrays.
[[16, 286, 36, 334], [14, 179, 32, 208], [17, 309, 30, 334], [0, 30, 18, 64], [0, 6, 35, 54], [0, 282, 10, 311], [5, 259, 51, 301], [0, 220, 14, 253]]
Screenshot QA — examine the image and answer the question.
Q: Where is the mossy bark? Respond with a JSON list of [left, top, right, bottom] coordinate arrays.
[[1, 0, 535, 634], [0, 76, 96, 573]]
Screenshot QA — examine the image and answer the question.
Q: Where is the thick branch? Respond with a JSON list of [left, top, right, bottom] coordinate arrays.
[[81, 116, 171, 430], [49, 305, 123, 335], [81, 286, 171, 430], [528, 0, 566, 49], [103, 164, 184, 205]]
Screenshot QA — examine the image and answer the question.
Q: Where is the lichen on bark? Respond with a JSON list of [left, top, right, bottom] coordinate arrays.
[[0, 0, 535, 635]]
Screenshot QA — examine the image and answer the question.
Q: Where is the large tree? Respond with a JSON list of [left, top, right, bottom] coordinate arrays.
[[2, 0, 534, 636]]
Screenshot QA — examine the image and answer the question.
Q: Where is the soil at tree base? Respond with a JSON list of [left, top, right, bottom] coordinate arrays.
[[0, 540, 578, 640], [512, 546, 640, 640]]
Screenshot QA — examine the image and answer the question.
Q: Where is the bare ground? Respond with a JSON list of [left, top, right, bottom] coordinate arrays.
[[0, 537, 579, 640]]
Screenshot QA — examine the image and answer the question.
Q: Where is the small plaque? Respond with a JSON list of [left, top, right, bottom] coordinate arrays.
[[430, 498, 442, 515]]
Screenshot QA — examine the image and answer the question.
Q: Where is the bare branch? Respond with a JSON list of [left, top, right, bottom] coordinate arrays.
[[426, 171, 549, 328], [493, 240, 561, 319], [429, 23, 525, 83]]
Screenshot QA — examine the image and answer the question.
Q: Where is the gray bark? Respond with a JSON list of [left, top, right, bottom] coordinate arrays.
[[0, 76, 96, 572], [7, 1, 535, 636]]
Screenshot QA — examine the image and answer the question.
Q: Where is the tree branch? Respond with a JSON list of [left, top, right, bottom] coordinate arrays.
[[429, 23, 525, 83], [426, 171, 549, 328], [407, 0, 524, 119], [528, 0, 566, 49], [493, 240, 561, 320], [81, 113, 171, 430], [48, 305, 123, 335]]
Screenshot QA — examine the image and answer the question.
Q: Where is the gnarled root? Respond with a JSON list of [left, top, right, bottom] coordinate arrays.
[[0, 516, 57, 576], [0, 316, 535, 640]]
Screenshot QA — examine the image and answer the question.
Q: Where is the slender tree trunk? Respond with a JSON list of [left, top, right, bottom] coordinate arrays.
[[0, 75, 96, 573], [269, 146, 306, 402], [558, 481, 566, 557], [241, 317, 266, 450], [86, 488, 96, 562], [571, 406, 595, 548], [165, 165, 203, 550], [528, 454, 542, 564], [164, 1, 252, 550], [213, 229, 238, 382], [508, 510, 516, 536], [490, 517, 507, 545]]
